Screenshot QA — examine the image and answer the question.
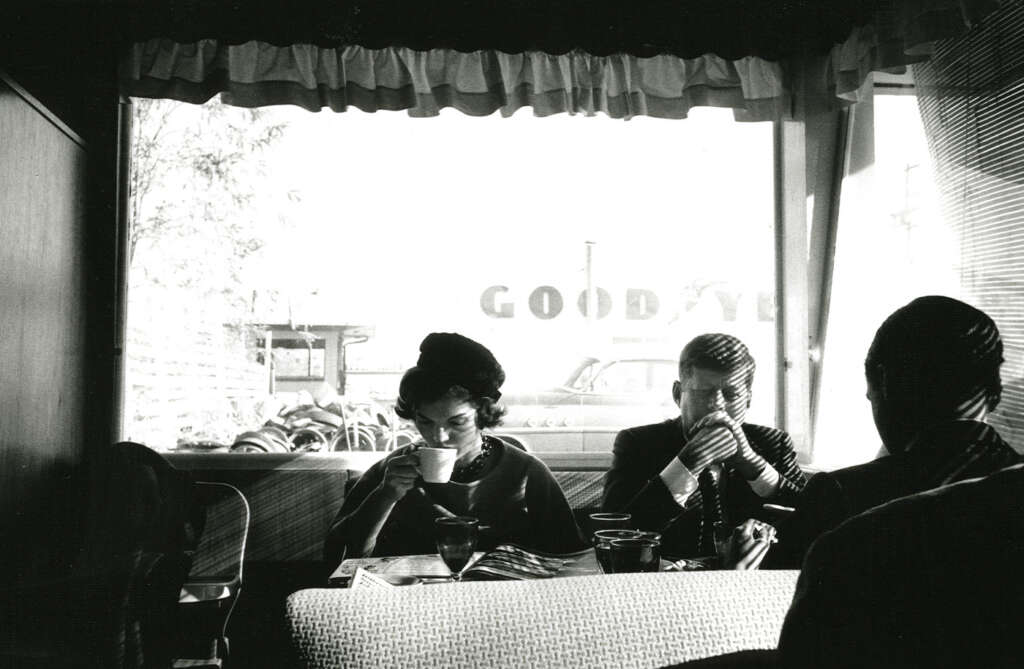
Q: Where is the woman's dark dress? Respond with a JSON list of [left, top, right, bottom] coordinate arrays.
[[326, 437, 586, 561]]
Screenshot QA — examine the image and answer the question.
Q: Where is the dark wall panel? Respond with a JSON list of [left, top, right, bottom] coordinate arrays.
[[0, 79, 89, 576]]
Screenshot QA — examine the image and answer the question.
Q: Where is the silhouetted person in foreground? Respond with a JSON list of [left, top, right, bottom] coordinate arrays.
[[779, 462, 1024, 668], [766, 295, 1020, 569]]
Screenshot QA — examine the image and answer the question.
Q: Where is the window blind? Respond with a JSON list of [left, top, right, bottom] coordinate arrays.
[[915, 1, 1024, 452]]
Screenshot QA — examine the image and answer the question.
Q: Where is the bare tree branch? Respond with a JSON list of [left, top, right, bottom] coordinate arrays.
[[127, 95, 297, 319]]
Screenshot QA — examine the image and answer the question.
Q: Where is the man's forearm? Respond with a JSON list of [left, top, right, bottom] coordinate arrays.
[[659, 456, 699, 507], [621, 477, 689, 530], [733, 452, 770, 481]]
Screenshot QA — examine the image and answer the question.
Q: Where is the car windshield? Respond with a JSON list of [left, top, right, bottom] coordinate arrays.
[[565, 359, 601, 391]]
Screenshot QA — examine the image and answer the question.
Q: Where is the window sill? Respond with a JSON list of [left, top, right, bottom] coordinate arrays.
[[164, 451, 384, 472], [163, 450, 613, 473]]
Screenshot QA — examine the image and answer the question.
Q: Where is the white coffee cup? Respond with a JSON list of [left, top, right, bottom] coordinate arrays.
[[417, 447, 457, 483]]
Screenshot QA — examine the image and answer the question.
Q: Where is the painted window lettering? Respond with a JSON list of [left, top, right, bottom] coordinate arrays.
[[480, 285, 774, 322]]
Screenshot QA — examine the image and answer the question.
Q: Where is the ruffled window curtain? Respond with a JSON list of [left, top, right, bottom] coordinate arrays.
[[119, 0, 1005, 120], [123, 43, 789, 120]]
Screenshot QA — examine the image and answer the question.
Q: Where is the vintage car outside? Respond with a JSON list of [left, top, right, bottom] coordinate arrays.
[[182, 355, 681, 455], [499, 356, 679, 452]]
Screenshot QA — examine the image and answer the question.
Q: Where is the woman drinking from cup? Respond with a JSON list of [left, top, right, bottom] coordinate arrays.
[[325, 333, 586, 562]]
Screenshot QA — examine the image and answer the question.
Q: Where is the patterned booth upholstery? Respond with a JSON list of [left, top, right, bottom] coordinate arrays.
[[286, 571, 800, 668], [552, 470, 605, 511], [166, 454, 608, 564]]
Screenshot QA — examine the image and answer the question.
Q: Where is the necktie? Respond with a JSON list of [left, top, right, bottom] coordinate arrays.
[[698, 465, 725, 556]]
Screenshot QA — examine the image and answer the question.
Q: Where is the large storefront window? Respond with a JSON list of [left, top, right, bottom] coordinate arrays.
[[814, 92, 959, 468], [124, 99, 776, 453]]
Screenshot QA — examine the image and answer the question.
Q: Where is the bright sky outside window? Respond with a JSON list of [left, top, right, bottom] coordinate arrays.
[[124, 100, 776, 453], [814, 93, 959, 468]]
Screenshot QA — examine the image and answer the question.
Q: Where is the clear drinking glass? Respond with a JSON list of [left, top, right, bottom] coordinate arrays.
[[588, 512, 632, 537], [609, 537, 661, 573], [712, 521, 732, 567], [435, 516, 479, 582]]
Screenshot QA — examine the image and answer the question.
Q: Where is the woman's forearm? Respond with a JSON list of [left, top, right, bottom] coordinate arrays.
[[330, 485, 401, 558]]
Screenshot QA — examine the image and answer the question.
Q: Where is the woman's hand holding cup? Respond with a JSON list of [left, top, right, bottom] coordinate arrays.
[[378, 452, 421, 501]]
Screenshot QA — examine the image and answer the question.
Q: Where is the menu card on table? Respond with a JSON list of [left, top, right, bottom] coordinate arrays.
[[348, 568, 396, 590]]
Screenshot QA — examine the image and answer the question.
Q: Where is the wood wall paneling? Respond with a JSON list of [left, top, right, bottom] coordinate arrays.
[[0, 78, 88, 576]]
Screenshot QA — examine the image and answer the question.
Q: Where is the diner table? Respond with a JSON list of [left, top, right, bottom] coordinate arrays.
[[328, 549, 710, 587]]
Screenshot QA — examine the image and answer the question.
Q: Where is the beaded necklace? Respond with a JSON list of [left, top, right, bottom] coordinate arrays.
[[451, 436, 497, 482]]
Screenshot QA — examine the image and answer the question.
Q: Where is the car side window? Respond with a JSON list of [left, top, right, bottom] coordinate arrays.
[[591, 362, 645, 394], [591, 360, 677, 395], [650, 362, 678, 393]]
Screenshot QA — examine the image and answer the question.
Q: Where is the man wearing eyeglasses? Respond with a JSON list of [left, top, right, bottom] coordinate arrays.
[[601, 333, 806, 560]]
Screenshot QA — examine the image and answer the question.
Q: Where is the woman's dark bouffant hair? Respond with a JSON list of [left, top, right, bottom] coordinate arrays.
[[395, 378, 506, 428], [394, 333, 507, 429]]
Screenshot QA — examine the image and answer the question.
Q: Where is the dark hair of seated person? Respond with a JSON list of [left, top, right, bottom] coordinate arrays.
[[394, 331, 507, 429], [678, 332, 756, 392], [864, 295, 1003, 452], [396, 380, 506, 429]]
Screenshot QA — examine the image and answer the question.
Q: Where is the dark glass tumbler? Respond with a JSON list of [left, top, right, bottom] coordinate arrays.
[[593, 529, 640, 573], [609, 537, 661, 573], [435, 516, 479, 581]]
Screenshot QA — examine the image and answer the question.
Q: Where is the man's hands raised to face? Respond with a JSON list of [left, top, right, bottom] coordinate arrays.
[[679, 411, 738, 473], [681, 411, 769, 480]]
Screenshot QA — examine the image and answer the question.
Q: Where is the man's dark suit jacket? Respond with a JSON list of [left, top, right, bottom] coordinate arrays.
[[766, 419, 1021, 569], [601, 418, 805, 558], [778, 462, 1024, 668]]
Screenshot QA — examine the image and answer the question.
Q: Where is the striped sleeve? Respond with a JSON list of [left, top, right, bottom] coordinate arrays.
[[747, 463, 782, 497], [748, 427, 806, 505]]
